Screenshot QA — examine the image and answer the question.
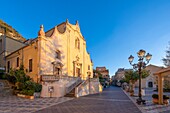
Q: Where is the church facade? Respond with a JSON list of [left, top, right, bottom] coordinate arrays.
[[6, 20, 93, 82]]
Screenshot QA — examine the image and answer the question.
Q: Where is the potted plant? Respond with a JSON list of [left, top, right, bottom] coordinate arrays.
[[18, 89, 34, 99], [163, 95, 170, 105], [152, 94, 170, 104], [129, 90, 134, 96], [152, 94, 159, 104]]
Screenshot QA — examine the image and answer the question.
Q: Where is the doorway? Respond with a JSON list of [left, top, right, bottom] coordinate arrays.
[[76, 68, 81, 77], [148, 81, 153, 87]]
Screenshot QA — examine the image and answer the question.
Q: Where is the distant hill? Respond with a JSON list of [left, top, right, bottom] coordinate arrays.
[[0, 20, 26, 42]]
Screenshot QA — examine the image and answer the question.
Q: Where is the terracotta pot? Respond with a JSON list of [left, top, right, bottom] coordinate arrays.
[[152, 98, 158, 104], [152, 98, 169, 105], [130, 92, 134, 96], [163, 99, 169, 105]]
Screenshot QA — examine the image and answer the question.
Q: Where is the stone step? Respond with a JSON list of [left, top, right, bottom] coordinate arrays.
[[0, 88, 13, 97], [65, 93, 75, 97], [65, 80, 83, 97], [0, 80, 12, 88], [0, 80, 14, 97]]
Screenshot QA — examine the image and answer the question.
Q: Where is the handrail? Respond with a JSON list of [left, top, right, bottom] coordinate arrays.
[[65, 77, 82, 94], [75, 78, 89, 97], [75, 78, 100, 97]]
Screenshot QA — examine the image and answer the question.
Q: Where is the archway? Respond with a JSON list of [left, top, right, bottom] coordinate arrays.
[[148, 81, 153, 87]]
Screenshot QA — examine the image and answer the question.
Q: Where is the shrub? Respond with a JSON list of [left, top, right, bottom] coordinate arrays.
[[0, 69, 6, 79], [25, 81, 35, 90], [152, 94, 159, 99], [6, 74, 16, 84], [152, 94, 170, 99], [20, 89, 34, 96], [7, 65, 42, 96], [15, 82, 24, 90], [34, 83, 42, 92], [163, 95, 170, 99]]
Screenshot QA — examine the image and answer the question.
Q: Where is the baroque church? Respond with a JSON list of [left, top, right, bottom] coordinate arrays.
[[6, 19, 93, 82]]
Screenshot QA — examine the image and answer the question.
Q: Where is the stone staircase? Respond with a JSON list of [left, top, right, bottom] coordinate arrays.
[[65, 81, 83, 97], [0, 80, 13, 97], [65, 88, 76, 97]]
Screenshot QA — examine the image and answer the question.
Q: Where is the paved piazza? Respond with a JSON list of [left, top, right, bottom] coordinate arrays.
[[2, 86, 170, 113], [124, 88, 170, 113], [34, 86, 141, 113], [0, 86, 141, 113], [0, 96, 73, 113]]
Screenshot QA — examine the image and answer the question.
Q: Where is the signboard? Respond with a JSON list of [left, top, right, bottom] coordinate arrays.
[[41, 75, 59, 81], [48, 86, 54, 93]]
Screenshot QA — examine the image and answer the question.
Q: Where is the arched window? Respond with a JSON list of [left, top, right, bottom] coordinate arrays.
[[75, 38, 80, 49], [56, 50, 61, 59]]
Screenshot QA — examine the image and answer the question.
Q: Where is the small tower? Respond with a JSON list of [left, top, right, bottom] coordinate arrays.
[[76, 20, 79, 26], [75, 20, 80, 31], [66, 19, 69, 24], [38, 25, 45, 37]]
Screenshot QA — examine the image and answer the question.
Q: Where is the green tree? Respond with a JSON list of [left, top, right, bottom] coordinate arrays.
[[8, 65, 42, 96], [162, 42, 170, 67], [93, 69, 105, 86], [9, 65, 31, 83], [123, 69, 150, 96]]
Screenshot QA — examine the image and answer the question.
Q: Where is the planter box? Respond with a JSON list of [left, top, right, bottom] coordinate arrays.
[[17, 94, 34, 99]]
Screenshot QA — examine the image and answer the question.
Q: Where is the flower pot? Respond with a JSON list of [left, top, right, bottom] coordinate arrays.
[[152, 98, 169, 105], [163, 99, 169, 105], [130, 92, 134, 96], [152, 98, 158, 104]]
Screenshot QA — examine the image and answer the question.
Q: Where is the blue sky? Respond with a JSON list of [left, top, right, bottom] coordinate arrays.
[[1, 0, 170, 75]]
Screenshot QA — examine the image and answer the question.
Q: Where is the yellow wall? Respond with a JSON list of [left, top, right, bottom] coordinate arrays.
[[6, 42, 39, 82]]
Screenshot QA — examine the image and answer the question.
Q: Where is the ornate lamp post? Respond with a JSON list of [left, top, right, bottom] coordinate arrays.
[[128, 49, 152, 105]]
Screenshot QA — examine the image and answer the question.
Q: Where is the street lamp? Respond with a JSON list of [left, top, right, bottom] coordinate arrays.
[[128, 49, 152, 105]]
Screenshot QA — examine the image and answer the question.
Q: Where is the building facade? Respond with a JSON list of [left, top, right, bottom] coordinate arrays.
[[6, 20, 93, 82], [0, 34, 25, 70], [135, 64, 164, 88], [114, 68, 132, 81], [95, 67, 109, 79]]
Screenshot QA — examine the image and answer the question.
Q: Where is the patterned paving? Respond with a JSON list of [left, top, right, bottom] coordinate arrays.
[[34, 86, 142, 113], [124, 88, 170, 113], [0, 96, 73, 113]]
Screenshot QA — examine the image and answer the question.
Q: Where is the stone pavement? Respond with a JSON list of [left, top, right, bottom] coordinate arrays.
[[123, 88, 170, 113], [34, 86, 141, 113], [0, 96, 73, 113]]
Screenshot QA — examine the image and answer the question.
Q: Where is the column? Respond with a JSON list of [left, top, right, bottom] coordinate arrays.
[[73, 61, 75, 77], [158, 74, 163, 104]]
